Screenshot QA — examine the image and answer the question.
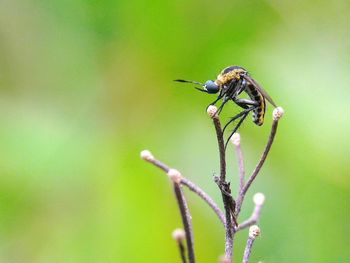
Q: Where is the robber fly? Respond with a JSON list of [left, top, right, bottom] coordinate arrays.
[[175, 66, 277, 148]]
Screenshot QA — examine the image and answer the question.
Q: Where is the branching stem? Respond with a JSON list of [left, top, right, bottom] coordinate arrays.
[[142, 156, 225, 225], [211, 114, 234, 261], [181, 178, 225, 226], [174, 183, 195, 263], [236, 194, 264, 231], [235, 120, 279, 217]]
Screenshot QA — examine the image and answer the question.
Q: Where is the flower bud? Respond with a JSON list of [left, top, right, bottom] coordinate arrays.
[[253, 193, 265, 206], [230, 133, 241, 146], [207, 105, 218, 118], [140, 150, 154, 161], [167, 168, 182, 184], [273, 107, 284, 121], [172, 228, 186, 242], [249, 225, 261, 239]]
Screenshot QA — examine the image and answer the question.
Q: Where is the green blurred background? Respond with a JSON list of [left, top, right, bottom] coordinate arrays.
[[0, 0, 349, 262]]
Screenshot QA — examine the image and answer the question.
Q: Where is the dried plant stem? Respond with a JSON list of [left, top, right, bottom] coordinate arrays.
[[235, 120, 279, 216], [236, 193, 265, 231], [242, 226, 261, 263], [142, 155, 225, 225], [178, 241, 188, 263], [242, 237, 255, 263], [142, 105, 284, 262], [181, 178, 225, 226], [141, 153, 195, 263], [174, 183, 196, 263], [172, 229, 187, 263], [231, 138, 245, 196], [213, 117, 227, 182], [211, 114, 234, 261], [146, 157, 170, 173], [236, 210, 261, 232]]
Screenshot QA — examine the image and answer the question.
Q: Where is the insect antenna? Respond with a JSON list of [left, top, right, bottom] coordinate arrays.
[[174, 79, 204, 86], [174, 79, 208, 93]]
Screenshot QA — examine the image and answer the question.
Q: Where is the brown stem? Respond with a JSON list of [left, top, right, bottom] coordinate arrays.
[[146, 157, 170, 173], [174, 183, 196, 263], [235, 120, 279, 216], [172, 229, 188, 263], [213, 117, 227, 182], [242, 226, 260, 263], [181, 178, 226, 226], [141, 154, 195, 263], [236, 196, 264, 231], [178, 240, 188, 263], [211, 115, 234, 261], [142, 155, 225, 226], [242, 237, 255, 263]]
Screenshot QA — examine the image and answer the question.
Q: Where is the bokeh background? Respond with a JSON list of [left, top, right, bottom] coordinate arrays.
[[0, 0, 349, 262]]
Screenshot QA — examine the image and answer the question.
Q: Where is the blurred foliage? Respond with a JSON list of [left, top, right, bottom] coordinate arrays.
[[0, 0, 349, 262]]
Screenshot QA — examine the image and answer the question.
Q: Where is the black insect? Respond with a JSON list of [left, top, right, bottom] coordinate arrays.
[[175, 66, 277, 148]]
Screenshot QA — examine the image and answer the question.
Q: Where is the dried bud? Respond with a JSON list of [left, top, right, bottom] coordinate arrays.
[[253, 193, 265, 206], [207, 105, 218, 118], [219, 255, 231, 263], [230, 133, 241, 146], [273, 106, 284, 121], [249, 225, 261, 239], [167, 168, 182, 184], [140, 150, 154, 161], [172, 228, 186, 242]]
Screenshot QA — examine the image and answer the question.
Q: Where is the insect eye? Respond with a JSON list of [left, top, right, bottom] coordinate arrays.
[[204, 80, 219, 94]]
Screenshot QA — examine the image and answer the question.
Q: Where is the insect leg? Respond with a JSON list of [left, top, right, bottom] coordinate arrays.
[[215, 98, 230, 115], [213, 83, 240, 115], [222, 99, 259, 149], [222, 107, 255, 133], [234, 98, 259, 108], [221, 98, 258, 134], [224, 112, 251, 149], [208, 96, 222, 107], [206, 91, 226, 114]]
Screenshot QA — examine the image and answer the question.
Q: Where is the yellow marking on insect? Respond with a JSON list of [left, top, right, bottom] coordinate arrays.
[[216, 69, 245, 85], [257, 94, 265, 125]]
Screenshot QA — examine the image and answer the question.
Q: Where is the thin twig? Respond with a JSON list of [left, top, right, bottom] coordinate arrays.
[[235, 116, 280, 217], [236, 193, 265, 232], [174, 183, 196, 263], [230, 133, 245, 197], [178, 241, 187, 263], [243, 238, 254, 263], [242, 226, 261, 263], [179, 242, 187, 263], [213, 117, 227, 182], [172, 229, 188, 263], [143, 154, 170, 173], [181, 178, 226, 226], [208, 106, 234, 261], [242, 238, 255, 263], [141, 151, 195, 263], [141, 151, 225, 225]]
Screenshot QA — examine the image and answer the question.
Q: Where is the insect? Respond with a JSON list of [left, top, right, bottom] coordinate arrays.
[[175, 66, 277, 148]]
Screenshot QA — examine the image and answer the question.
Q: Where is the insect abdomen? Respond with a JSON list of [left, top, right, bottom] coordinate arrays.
[[245, 86, 266, 126]]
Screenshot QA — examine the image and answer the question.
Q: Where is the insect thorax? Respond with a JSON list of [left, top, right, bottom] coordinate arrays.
[[216, 67, 246, 86]]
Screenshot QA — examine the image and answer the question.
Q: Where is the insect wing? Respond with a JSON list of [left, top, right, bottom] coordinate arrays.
[[242, 75, 277, 107]]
